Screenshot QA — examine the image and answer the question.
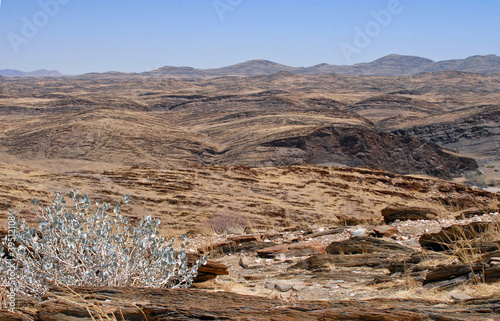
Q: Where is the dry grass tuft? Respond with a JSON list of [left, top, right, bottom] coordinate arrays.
[[48, 284, 147, 321], [446, 220, 499, 266], [208, 210, 251, 234]]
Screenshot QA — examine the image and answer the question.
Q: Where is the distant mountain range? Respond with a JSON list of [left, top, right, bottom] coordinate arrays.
[[0, 69, 62, 77], [143, 54, 500, 78], [2, 54, 499, 78]]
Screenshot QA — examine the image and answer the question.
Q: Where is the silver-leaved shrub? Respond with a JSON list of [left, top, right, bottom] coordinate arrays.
[[0, 190, 205, 298]]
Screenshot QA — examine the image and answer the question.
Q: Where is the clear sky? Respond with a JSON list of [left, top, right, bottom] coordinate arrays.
[[0, 0, 499, 75]]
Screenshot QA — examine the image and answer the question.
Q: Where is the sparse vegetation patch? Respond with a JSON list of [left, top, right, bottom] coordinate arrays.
[[0, 190, 205, 301]]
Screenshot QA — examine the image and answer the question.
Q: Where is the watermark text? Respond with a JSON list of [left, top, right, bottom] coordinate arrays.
[[213, 0, 243, 21], [4, 211, 18, 312], [340, 0, 403, 63], [8, 0, 71, 53]]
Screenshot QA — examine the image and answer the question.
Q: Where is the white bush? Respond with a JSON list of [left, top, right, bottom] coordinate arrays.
[[0, 190, 205, 298]]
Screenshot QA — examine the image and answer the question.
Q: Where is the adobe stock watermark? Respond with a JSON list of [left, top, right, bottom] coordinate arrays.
[[2, 211, 18, 313], [7, 0, 71, 53], [213, 0, 243, 21], [340, 0, 403, 64]]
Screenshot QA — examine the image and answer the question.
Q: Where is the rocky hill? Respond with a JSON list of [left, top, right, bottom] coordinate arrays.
[[0, 69, 62, 77], [3, 54, 499, 79], [2, 72, 494, 178], [143, 54, 500, 78], [146, 60, 299, 78]]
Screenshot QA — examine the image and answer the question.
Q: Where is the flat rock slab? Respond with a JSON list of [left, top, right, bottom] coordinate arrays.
[[199, 240, 278, 256], [302, 227, 345, 239], [452, 293, 474, 301], [387, 250, 452, 273], [327, 237, 414, 255], [14, 287, 500, 320], [290, 253, 402, 271], [186, 253, 229, 282], [275, 283, 294, 292], [228, 234, 258, 242], [456, 208, 498, 219], [381, 205, 438, 223], [425, 263, 500, 285], [256, 242, 326, 258]]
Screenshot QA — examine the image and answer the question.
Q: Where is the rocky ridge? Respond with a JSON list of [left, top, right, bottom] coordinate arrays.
[[0, 162, 496, 233], [142, 54, 500, 78]]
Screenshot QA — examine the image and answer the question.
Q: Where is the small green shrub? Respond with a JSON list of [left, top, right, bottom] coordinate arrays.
[[463, 171, 487, 189], [0, 190, 205, 299]]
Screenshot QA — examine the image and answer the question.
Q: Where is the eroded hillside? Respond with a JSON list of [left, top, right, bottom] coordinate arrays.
[[0, 162, 495, 234], [1, 71, 498, 178]]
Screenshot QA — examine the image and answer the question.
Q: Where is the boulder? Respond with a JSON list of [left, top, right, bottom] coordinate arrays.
[[289, 253, 402, 271], [350, 228, 368, 238], [451, 293, 473, 301], [326, 237, 414, 255], [419, 222, 496, 252], [256, 242, 325, 258], [186, 253, 229, 282], [373, 225, 399, 238], [239, 256, 264, 269], [381, 206, 438, 224], [275, 283, 293, 292]]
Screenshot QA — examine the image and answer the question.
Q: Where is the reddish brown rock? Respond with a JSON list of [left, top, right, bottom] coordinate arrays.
[[373, 225, 399, 238], [256, 242, 326, 258], [186, 253, 229, 282]]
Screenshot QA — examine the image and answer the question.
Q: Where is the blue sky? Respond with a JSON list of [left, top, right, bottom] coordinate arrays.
[[0, 0, 498, 74]]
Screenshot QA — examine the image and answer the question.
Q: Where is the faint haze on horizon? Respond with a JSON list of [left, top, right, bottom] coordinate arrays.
[[0, 0, 499, 75]]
